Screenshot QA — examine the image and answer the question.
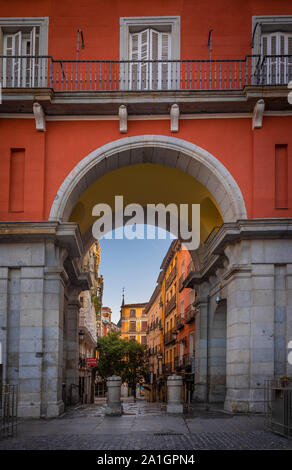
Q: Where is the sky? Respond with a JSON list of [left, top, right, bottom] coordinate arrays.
[[98, 225, 173, 324]]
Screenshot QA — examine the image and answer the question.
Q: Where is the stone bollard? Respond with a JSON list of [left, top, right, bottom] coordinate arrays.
[[105, 375, 122, 416], [167, 374, 183, 414]]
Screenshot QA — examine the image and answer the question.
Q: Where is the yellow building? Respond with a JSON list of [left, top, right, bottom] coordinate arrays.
[[120, 302, 148, 345], [162, 240, 180, 377]]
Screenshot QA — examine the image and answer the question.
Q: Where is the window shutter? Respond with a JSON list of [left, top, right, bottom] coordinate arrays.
[[161, 32, 170, 89], [129, 27, 171, 90], [140, 29, 149, 89], [261, 32, 292, 84], [130, 33, 139, 89], [150, 29, 159, 89]]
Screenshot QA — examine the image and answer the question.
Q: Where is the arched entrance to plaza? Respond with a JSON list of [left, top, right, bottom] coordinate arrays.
[[48, 135, 247, 413]]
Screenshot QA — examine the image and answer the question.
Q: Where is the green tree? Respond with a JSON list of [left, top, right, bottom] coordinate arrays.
[[121, 339, 147, 400], [97, 332, 127, 379]]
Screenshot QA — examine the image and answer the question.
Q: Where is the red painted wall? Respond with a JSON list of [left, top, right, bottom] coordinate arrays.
[[1, 116, 292, 221]]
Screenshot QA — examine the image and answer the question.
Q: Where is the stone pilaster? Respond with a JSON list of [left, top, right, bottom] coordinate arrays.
[[0, 222, 90, 418], [64, 290, 80, 405], [0, 268, 9, 384], [193, 282, 209, 402], [287, 264, 292, 378]]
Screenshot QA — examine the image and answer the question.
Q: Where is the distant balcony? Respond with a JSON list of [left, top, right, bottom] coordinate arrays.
[[185, 304, 196, 323], [1, 55, 292, 92], [165, 264, 177, 290], [164, 328, 177, 345], [183, 354, 195, 371], [165, 294, 176, 317], [176, 316, 184, 330]]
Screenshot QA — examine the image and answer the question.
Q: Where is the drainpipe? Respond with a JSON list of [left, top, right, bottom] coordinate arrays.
[[205, 295, 210, 406]]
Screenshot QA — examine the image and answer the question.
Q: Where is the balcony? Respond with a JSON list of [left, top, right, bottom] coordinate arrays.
[[165, 294, 176, 317], [164, 328, 177, 345], [165, 264, 177, 290], [1, 55, 291, 115], [182, 354, 195, 371], [176, 316, 184, 330], [185, 304, 196, 323], [178, 273, 185, 292]]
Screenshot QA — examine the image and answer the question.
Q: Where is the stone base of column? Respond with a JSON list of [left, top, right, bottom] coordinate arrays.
[[18, 402, 41, 418], [105, 404, 123, 416], [166, 403, 183, 414], [224, 389, 265, 413], [46, 400, 65, 418], [192, 384, 206, 402]]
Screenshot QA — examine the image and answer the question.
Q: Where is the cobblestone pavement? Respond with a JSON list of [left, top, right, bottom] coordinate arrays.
[[1, 399, 292, 450]]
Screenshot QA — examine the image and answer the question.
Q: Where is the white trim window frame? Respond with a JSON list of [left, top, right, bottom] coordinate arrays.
[[129, 28, 171, 91], [252, 15, 292, 85], [120, 16, 180, 91], [0, 17, 49, 88], [262, 32, 292, 85]]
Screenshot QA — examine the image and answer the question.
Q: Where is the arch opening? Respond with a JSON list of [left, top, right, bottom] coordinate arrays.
[[49, 135, 247, 248]]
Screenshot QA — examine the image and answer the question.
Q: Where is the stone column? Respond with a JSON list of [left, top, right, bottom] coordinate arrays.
[[105, 375, 122, 416], [286, 264, 292, 378], [193, 282, 209, 402], [64, 290, 80, 406], [224, 242, 276, 413], [208, 287, 227, 403], [0, 268, 8, 384], [19, 265, 45, 418], [0, 222, 91, 418], [167, 374, 183, 413]]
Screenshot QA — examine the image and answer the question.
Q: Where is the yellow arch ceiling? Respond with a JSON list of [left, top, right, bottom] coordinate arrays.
[[69, 163, 223, 242]]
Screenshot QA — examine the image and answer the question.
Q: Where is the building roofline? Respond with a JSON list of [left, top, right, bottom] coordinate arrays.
[[121, 302, 148, 308]]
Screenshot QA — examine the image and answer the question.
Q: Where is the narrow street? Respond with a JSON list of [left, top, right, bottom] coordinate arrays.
[[0, 399, 291, 450]]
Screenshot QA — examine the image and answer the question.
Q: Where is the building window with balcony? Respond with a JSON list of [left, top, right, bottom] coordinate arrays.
[[120, 16, 180, 91], [252, 15, 292, 85], [0, 17, 48, 88]]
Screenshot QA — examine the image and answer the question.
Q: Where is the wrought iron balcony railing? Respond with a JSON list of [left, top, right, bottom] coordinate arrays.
[[164, 328, 177, 345], [1, 55, 291, 91], [176, 315, 184, 330], [185, 304, 196, 323], [165, 294, 176, 317]]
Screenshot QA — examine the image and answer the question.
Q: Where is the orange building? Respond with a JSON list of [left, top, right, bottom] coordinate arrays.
[[176, 246, 196, 402], [145, 240, 197, 403], [0, 1, 292, 417]]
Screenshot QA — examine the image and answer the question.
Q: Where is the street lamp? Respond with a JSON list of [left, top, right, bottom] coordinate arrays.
[[79, 330, 85, 343]]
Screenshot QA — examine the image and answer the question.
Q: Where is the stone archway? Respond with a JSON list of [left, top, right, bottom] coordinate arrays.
[[49, 135, 247, 225]]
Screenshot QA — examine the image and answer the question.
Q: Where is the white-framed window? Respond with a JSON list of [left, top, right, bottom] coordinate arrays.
[[252, 15, 292, 85], [120, 16, 180, 91], [262, 32, 292, 84], [0, 17, 48, 88], [129, 28, 171, 90]]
